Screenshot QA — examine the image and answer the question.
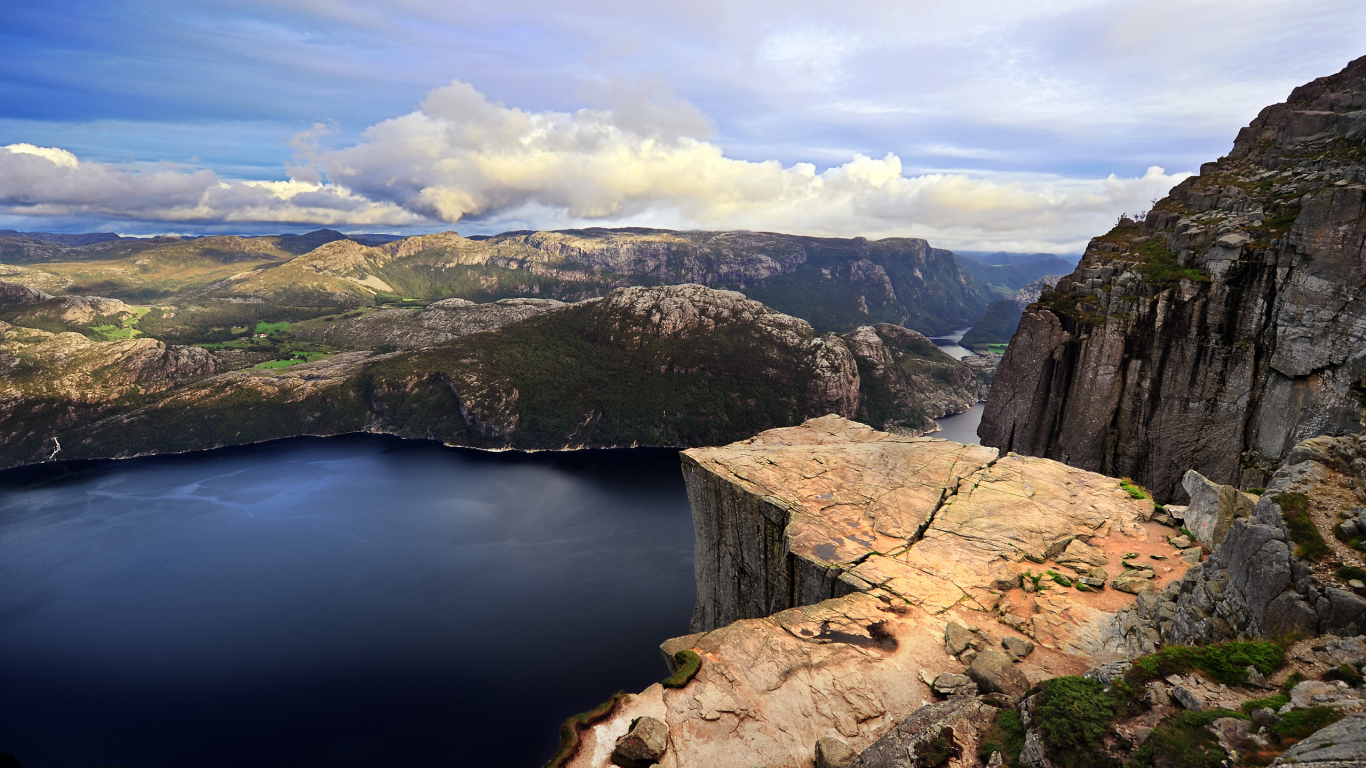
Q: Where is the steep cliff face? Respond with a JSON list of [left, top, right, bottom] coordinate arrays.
[[981, 56, 1366, 500]]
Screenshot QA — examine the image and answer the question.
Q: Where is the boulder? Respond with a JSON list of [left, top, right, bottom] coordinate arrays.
[[815, 736, 856, 768], [611, 715, 668, 768], [1113, 574, 1156, 594], [966, 650, 1030, 697], [848, 697, 997, 768], [933, 673, 978, 697], [945, 621, 974, 656], [1003, 636, 1035, 660], [1246, 665, 1272, 690], [1055, 539, 1109, 573], [1171, 685, 1205, 711], [1182, 471, 1256, 548]]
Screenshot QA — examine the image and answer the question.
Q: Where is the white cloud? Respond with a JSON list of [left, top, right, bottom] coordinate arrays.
[[2, 80, 1192, 251]]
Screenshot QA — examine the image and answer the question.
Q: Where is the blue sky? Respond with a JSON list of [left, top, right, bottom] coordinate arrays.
[[0, 0, 1361, 251]]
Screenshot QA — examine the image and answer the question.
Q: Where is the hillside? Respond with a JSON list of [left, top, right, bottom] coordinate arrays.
[[0, 283, 988, 469], [0, 227, 997, 337]]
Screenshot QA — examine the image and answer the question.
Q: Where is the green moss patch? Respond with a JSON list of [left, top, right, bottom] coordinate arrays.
[[542, 691, 629, 768], [1274, 492, 1331, 561], [1128, 641, 1285, 686], [1240, 694, 1288, 714], [662, 650, 701, 688], [1269, 706, 1343, 742], [1119, 478, 1148, 500]]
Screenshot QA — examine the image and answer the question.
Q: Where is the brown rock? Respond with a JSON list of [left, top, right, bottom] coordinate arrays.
[[815, 736, 855, 768]]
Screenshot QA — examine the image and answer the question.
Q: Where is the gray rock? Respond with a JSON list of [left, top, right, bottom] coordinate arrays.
[[1247, 665, 1272, 690], [987, 749, 1005, 768], [1182, 470, 1256, 548], [966, 649, 1030, 697], [1171, 685, 1205, 711], [932, 673, 978, 697], [960, 649, 979, 666], [1251, 707, 1279, 729], [1003, 636, 1036, 659], [945, 621, 974, 656], [816, 736, 856, 768], [1169, 535, 1193, 549], [1019, 729, 1053, 768], [1270, 712, 1366, 766], [1165, 505, 1189, 520], [612, 715, 668, 767], [848, 697, 996, 768], [1342, 519, 1361, 539]]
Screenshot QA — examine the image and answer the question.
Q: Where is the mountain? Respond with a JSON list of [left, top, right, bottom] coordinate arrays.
[[0, 227, 997, 336], [980, 55, 1366, 501], [956, 250, 1081, 266], [0, 283, 988, 469]]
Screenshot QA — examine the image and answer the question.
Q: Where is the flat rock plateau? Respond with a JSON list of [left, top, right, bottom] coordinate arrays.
[[564, 416, 1189, 768]]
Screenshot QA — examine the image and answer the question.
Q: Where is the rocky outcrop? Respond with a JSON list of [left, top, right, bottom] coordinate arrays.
[[1271, 713, 1366, 767], [980, 56, 1366, 500], [567, 417, 1191, 768], [1101, 433, 1366, 656], [0, 278, 52, 306]]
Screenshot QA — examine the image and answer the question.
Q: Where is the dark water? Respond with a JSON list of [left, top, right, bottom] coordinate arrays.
[[934, 403, 985, 445], [0, 436, 697, 768]]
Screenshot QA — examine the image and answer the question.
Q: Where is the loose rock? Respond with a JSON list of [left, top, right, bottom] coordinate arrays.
[[612, 715, 669, 768], [967, 649, 1030, 697]]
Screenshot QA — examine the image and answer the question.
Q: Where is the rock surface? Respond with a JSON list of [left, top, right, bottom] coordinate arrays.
[[980, 56, 1366, 500], [1271, 712, 1366, 767], [568, 417, 1188, 768]]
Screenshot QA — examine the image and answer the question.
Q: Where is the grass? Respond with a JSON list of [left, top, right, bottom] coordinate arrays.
[[1128, 641, 1285, 687], [1273, 492, 1331, 561], [979, 709, 1026, 768], [662, 650, 701, 688], [542, 691, 628, 768], [1247, 487, 1266, 495], [253, 350, 331, 369], [1337, 565, 1366, 581], [254, 321, 289, 335], [1241, 694, 1288, 714], [1325, 663, 1364, 686], [1132, 235, 1209, 286], [1120, 478, 1148, 500]]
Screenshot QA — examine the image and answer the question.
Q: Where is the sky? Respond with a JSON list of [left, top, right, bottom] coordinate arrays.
[[0, 0, 1361, 252]]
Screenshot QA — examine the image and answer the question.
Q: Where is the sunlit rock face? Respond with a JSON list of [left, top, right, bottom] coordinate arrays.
[[567, 416, 1191, 768], [980, 55, 1366, 502]]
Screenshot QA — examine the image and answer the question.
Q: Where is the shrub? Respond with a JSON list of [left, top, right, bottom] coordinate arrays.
[[1247, 487, 1266, 495], [1034, 677, 1128, 768], [1280, 671, 1305, 693], [1127, 710, 1245, 768], [1337, 564, 1366, 582], [543, 691, 628, 768], [662, 650, 701, 688], [1128, 641, 1285, 686], [979, 709, 1026, 768], [1270, 706, 1342, 743], [1240, 694, 1288, 714], [1324, 663, 1364, 686], [1274, 493, 1331, 561]]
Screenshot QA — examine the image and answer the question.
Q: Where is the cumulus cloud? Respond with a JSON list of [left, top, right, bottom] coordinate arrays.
[[2, 79, 1191, 250], [0, 144, 423, 227]]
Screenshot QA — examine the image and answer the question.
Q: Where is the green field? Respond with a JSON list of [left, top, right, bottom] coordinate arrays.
[[253, 350, 331, 369], [254, 321, 290, 335]]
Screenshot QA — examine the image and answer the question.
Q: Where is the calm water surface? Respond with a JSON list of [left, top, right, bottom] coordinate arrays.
[[934, 403, 985, 445], [0, 436, 696, 768], [928, 327, 974, 360]]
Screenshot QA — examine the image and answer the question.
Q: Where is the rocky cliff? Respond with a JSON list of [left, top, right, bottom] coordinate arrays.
[[980, 56, 1366, 501]]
